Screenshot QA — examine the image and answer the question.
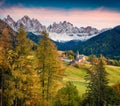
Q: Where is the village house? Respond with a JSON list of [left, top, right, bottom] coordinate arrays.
[[58, 50, 87, 64], [58, 51, 72, 62]]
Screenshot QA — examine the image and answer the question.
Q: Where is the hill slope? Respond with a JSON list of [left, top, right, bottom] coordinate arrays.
[[63, 65, 120, 95], [25, 26, 120, 60], [75, 26, 120, 59], [0, 19, 16, 37]]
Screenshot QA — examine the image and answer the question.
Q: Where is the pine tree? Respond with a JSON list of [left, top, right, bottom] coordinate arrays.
[[96, 55, 108, 106], [85, 55, 108, 106], [37, 31, 64, 106]]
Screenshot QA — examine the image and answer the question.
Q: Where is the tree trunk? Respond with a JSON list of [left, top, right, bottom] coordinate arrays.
[[15, 98, 17, 106], [42, 62, 45, 106], [46, 68, 52, 106], [1, 68, 4, 106]]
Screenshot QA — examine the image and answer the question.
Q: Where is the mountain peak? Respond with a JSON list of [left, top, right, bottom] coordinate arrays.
[[7, 15, 12, 19], [20, 15, 31, 23], [63, 21, 73, 26], [3, 15, 16, 30], [3, 15, 107, 42], [63, 21, 67, 24], [47, 21, 100, 41], [22, 15, 30, 19], [4, 15, 46, 33], [5, 15, 15, 23]]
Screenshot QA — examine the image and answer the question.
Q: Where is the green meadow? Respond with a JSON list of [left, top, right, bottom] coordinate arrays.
[[62, 64, 120, 95]]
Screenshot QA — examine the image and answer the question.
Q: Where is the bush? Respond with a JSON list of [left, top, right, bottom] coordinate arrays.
[[54, 82, 81, 106]]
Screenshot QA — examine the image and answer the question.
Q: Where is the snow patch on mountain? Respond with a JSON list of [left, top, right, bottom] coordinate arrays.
[[47, 21, 100, 41], [4, 15, 16, 30], [3, 15, 109, 42], [4, 15, 46, 33], [48, 32, 98, 42]]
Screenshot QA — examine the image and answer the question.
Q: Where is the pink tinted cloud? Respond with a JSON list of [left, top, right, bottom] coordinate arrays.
[[0, 7, 120, 29]]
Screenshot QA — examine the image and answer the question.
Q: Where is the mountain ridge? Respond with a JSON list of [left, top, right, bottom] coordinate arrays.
[[4, 15, 46, 34], [74, 26, 120, 59], [0, 20, 120, 59], [0, 19, 16, 37], [3, 15, 106, 42]]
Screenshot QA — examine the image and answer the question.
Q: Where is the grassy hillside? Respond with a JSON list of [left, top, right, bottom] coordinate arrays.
[[62, 64, 120, 95], [106, 65, 120, 84]]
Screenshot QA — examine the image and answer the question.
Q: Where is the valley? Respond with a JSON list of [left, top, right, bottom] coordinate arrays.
[[0, 15, 120, 106]]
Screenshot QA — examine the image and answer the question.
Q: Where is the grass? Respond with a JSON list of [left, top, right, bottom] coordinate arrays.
[[63, 65, 88, 95], [62, 64, 120, 95], [106, 65, 120, 85]]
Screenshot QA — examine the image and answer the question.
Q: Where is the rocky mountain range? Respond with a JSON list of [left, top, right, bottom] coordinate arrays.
[[0, 19, 119, 59], [55, 25, 120, 59], [3, 15, 106, 42], [47, 21, 100, 41], [4, 15, 46, 34]]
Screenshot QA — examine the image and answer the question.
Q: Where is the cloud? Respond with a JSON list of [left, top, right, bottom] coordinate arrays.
[[0, 7, 120, 29], [0, 0, 4, 6]]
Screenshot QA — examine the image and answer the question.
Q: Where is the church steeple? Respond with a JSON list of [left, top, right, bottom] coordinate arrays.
[[76, 51, 80, 60]]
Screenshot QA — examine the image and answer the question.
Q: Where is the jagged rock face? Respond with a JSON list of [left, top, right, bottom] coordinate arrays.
[[47, 21, 98, 35], [47, 21, 80, 34], [0, 19, 16, 37], [47, 21, 100, 42], [4, 15, 46, 34], [4, 15, 16, 30], [4, 15, 108, 42]]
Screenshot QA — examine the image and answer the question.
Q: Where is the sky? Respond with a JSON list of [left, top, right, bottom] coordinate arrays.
[[0, 0, 120, 29]]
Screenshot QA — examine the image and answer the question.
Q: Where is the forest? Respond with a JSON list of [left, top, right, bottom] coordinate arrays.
[[0, 28, 120, 106]]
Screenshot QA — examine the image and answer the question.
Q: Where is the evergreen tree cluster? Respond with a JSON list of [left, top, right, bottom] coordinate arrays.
[[82, 55, 120, 106]]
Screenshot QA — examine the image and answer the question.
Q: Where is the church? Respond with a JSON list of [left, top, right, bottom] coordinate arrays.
[[75, 51, 86, 63], [70, 51, 86, 65]]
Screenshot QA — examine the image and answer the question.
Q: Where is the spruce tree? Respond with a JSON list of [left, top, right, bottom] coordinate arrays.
[[85, 55, 108, 106]]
